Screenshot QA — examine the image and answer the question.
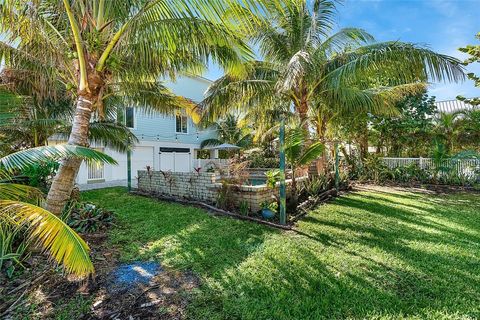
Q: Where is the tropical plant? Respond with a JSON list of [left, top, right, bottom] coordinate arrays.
[[0, 0, 276, 214], [303, 175, 330, 197], [238, 200, 250, 216], [65, 203, 114, 234], [368, 92, 437, 157], [202, 0, 463, 132], [457, 32, 480, 107], [0, 145, 117, 277], [284, 127, 325, 208], [200, 114, 252, 149], [435, 111, 463, 154], [265, 169, 280, 189]]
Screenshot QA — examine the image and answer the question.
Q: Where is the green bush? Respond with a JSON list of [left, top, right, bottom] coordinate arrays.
[[65, 202, 114, 233], [303, 175, 330, 197]]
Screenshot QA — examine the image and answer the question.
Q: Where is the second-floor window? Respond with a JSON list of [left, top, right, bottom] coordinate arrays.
[[176, 114, 188, 133], [126, 107, 135, 128]]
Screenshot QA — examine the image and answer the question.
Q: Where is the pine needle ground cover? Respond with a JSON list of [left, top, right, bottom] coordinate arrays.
[[82, 187, 480, 319]]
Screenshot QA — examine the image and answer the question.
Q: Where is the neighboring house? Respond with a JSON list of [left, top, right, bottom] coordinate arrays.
[[52, 76, 218, 189], [435, 99, 475, 114]]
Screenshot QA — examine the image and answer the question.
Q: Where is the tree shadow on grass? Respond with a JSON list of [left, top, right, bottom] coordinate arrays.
[[83, 187, 480, 319]]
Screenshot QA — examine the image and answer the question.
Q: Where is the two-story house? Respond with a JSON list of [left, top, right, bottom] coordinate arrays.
[[65, 76, 217, 189]]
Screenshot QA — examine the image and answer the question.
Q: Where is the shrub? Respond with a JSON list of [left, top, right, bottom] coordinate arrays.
[[0, 224, 30, 278], [303, 175, 330, 197], [65, 203, 114, 233], [239, 200, 250, 216], [216, 181, 237, 211]]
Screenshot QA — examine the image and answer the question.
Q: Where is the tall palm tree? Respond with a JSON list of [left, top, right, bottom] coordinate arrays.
[[0, 0, 277, 214], [202, 0, 464, 138], [0, 145, 116, 277]]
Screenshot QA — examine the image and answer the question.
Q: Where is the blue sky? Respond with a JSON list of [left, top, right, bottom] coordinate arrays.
[[205, 0, 479, 101]]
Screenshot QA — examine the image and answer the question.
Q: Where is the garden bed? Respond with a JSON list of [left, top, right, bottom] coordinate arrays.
[[132, 186, 346, 230]]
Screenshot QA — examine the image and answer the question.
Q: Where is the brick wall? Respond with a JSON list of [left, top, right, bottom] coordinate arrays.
[[137, 171, 306, 213]]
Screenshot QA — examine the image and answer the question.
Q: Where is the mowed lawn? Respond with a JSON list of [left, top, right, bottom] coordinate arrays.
[[82, 187, 480, 320]]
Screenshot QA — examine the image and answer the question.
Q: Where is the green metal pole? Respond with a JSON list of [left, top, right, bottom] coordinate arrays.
[[127, 149, 132, 192], [334, 141, 340, 193], [279, 116, 286, 225]]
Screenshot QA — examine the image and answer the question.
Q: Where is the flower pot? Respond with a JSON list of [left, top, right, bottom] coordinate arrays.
[[261, 208, 275, 219]]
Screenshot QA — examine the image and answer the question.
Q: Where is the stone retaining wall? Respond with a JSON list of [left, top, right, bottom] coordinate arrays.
[[137, 170, 307, 213]]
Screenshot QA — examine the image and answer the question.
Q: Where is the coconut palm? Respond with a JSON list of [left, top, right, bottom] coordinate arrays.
[[202, 0, 464, 136], [0, 0, 277, 214], [0, 145, 117, 277]]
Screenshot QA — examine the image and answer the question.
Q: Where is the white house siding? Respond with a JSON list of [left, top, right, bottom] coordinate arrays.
[[61, 76, 217, 190], [77, 139, 209, 189]]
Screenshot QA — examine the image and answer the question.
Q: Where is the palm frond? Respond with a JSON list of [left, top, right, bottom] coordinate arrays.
[[0, 183, 43, 201], [297, 141, 324, 166], [109, 79, 201, 123], [0, 145, 117, 172], [200, 139, 222, 149], [0, 200, 94, 277]]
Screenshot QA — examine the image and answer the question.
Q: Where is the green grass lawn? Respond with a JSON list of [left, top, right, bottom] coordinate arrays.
[[82, 187, 480, 320]]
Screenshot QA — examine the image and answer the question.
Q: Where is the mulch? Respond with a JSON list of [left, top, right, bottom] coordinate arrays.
[[0, 232, 200, 320]]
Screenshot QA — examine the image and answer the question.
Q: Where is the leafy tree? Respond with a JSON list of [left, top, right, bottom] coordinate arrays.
[[370, 93, 437, 157], [0, 145, 116, 277], [0, 0, 274, 214], [458, 32, 480, 106]]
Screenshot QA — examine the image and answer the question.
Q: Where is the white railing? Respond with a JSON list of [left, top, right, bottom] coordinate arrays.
[[194, 159, 230, 170], [87, 148, 105, 180], [382, 157, 480, 177]]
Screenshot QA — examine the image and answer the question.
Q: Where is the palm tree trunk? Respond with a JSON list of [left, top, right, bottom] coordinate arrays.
[[46, 95, 93, 214], [315, 116, 328, 175]]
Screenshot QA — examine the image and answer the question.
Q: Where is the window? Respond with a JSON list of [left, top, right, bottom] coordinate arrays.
[[125, 107, 135, 128], [175, 114, 188, 133]]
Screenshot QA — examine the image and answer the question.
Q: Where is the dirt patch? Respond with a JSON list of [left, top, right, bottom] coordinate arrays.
[[1, 232, 199, 320]]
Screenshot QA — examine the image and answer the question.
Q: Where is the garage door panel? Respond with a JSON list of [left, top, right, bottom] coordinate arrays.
[[159, 151, 191, 172], [132, 146, 154, 178], [160, 153, 175, 171], [174, 153, 191, 172]]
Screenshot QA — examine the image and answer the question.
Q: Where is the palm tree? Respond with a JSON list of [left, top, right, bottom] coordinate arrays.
[[0, 0, 276, 214], [284, 127, 324, 208], [0, 145, 116, 277], [0, 78, 138, 154], [435, 111, 462, 154], [202, 0, 464, 140], [200, 114, 252, 149]]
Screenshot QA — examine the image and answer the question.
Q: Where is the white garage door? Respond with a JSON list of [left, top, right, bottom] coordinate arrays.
[[132, 146, 155, 177], [159, 148, 191, 172]]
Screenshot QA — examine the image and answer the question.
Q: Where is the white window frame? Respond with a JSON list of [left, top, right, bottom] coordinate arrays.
[[175, 113, 188, 134]]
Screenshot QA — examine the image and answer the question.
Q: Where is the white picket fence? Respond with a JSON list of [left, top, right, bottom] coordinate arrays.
[[382, 157, 480, 178]]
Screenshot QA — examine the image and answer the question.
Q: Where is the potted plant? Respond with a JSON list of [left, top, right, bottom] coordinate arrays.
[[260, 200, 277, 219]]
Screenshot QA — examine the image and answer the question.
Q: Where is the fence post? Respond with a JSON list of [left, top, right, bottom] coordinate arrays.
[[279, 115, 287, 225], [419, 157, 423, 169]]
